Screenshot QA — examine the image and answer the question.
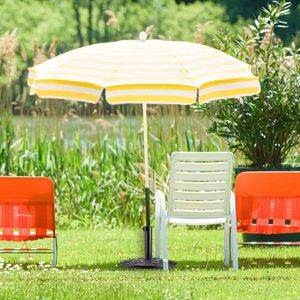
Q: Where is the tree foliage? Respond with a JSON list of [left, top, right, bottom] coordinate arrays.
[[0, 0, 244, 51], [0, 0, 246, 115], [177, 0, 300, 44]]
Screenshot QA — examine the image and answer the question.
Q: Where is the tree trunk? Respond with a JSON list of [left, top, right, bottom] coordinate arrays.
[[87, 0, 94, 44], [72, 0, 84, 46]]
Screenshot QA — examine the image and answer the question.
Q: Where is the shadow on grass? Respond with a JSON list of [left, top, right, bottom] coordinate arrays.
[[174, 257, 300, 270], [1, 257, 299, 272], [61, 257, 300, 271]]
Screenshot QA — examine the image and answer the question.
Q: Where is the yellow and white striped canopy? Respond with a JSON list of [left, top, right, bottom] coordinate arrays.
[[28, 38, 260, 105]]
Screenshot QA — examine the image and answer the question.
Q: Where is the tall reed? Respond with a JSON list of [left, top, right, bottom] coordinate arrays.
[[1, 109, 225, 228], [0, 30, 17, 113]]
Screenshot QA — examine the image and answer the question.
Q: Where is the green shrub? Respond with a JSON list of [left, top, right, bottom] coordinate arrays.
[[201, 1, 300, 167]]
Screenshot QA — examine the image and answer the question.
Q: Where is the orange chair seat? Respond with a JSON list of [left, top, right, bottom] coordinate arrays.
[[0, 177, 55, 242], [235, 172, 300, 235]]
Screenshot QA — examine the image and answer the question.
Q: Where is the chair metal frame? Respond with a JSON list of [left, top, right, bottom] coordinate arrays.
[[155, 152, 238, 271]]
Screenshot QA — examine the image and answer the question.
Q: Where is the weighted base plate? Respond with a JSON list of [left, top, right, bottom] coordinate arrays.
[[120, 258, 176, 269]]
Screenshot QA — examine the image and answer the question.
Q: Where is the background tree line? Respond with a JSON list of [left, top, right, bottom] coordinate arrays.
[[0, 0, 299, 117], [177, 0, 300, 43]]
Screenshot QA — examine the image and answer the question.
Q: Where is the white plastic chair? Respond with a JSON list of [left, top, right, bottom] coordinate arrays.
[[155, 152, 238, 271]]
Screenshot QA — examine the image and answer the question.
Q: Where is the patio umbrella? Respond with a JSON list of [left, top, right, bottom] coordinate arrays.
[[28, 32, 260, 269]]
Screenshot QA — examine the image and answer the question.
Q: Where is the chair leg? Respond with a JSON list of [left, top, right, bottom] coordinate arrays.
[[224, 220, 230, 267], [53, 237, 57, 268], [161, 213, 169, 271], [230, 192, 238, 271], [155, 193, 161, 258], [231, 221, 238, 271], [155, 221, 161, 259]]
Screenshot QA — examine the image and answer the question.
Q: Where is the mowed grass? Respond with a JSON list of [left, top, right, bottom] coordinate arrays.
[[1, 228, 300, 299]]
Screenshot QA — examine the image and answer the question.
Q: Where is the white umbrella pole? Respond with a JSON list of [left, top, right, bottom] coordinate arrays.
[[143, 103, 149, 189], [120, 102, 176, 268], [142, 103, 152, 259]]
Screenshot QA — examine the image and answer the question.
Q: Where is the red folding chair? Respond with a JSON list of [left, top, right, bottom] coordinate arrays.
[[235, 172, 300, 245], [0, 177, 57, 266]]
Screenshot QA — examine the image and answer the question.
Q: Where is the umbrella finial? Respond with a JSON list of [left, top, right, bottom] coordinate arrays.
[[139, 31, 147, 42]]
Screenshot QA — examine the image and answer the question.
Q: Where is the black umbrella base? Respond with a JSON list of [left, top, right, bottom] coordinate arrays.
[[120, 258, 176, 269]]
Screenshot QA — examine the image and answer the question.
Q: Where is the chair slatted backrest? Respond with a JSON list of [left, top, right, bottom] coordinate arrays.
[[0, 177, 55, 242], [235, 172, 300, 234], [168, 152, 233, 219]]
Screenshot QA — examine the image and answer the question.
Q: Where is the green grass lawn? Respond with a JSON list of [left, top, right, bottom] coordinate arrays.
[[1, 228, 300, 299]]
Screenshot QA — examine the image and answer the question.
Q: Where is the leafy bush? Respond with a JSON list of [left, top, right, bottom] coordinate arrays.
[[202, 1, 300, 167]]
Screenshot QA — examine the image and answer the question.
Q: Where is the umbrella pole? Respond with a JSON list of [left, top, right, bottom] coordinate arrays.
[[143, 103, 152, 259], [119, 103, 176, 269]]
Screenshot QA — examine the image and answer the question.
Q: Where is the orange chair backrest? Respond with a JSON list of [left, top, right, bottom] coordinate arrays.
[[0, 177, 55, 241], [235, 172, 300, 234]]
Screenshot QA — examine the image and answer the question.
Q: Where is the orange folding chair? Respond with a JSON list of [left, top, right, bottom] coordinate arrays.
[[235, 172, 300, 245], [0, 177, 57, 266]]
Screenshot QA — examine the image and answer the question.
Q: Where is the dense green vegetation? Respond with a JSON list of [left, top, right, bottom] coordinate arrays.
[[0, 0, 244, 49], [179, 0, 300, 43], [1, 110, 298, 228], [1, 228, 300, 299], [0, 113, 224, 228], [0, 0, 299, 226], [0, 0, 299, 118], [200, 0, 300, 167], [0, 0, 248, 117]]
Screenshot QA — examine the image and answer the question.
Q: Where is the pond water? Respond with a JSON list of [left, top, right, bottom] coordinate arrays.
[[12, 112, 214, 149]]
